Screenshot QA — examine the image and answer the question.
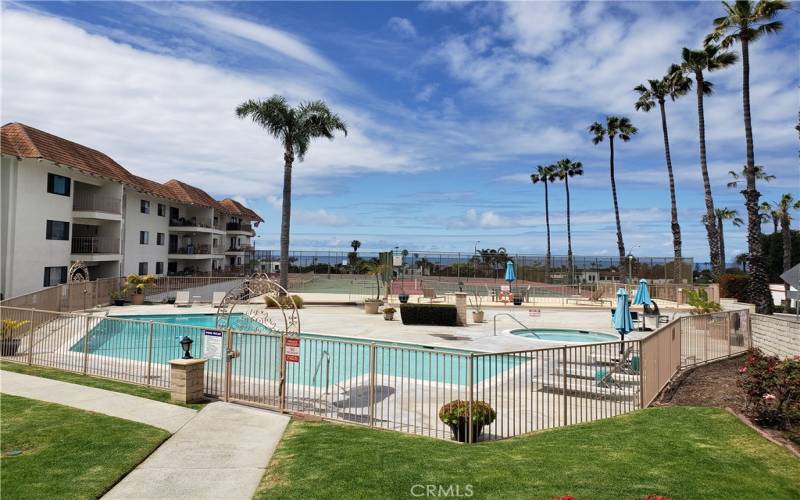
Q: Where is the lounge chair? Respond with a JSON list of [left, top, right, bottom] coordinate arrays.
[[212, 292, 226, 308], [175, 291, 191, 307], [417, 288, 445, 303]]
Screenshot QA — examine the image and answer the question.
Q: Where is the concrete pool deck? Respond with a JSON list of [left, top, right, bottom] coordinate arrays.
[[101, 303, 679, 353]]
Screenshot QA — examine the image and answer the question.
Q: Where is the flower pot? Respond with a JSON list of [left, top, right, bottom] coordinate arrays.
[[384, 312, 395, 321], [364, 301, 380, 314], [513, 297, 523, 306], [399, 294, 409, 304], [448, 417, 484, 443], [1, 338, 21, 356], [472, 311, 484, 323], [131, 293, 144, 305], [113, 299, 125, 306]]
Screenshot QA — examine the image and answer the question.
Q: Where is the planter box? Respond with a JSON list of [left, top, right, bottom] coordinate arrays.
[[449, 417, 485, 443], [472, 311, 484, 323], [364, 301, 380, 314], [131, 294, 145, 305]]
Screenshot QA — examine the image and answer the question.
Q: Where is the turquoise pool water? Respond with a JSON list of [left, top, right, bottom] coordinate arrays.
[[511, 328, 619, 343], [72, 314, 519, 386]]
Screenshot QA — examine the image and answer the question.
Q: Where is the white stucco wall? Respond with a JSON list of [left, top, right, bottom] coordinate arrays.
[[121, 188, 171, 276]]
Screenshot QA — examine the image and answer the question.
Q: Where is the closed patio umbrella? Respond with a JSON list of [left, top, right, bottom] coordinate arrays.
[[612, 287, 633, 353], [504, 260, 516, 301], [632, 278, 652, 331]]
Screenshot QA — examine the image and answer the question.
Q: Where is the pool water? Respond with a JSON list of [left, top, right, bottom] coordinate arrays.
[[72, 314, 519, 386], [511, 328, 619, 343]]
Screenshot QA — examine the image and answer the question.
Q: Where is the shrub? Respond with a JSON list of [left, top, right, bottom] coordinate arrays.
[[438, 400, 496, 427], [719, 273, 750, 302], [683, 288, 721, 315], [400, 304, 457, 326], [738, 348, 800, 429], [1, 320, 30, 340], [265, 294, 304, 309], [126, 274, 155, 294], [383, 307, 396, 314]]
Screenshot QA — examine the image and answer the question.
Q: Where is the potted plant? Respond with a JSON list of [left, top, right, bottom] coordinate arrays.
[[399, 293, 410, 304], [438, 400, 496, 443], [1, 319, 29, 356], [469, 292, 484, 323], [383, 307, 396, 321], [110, 288, 127, 306], [127, 274, 155, 305], [364, 298, 382, 314]]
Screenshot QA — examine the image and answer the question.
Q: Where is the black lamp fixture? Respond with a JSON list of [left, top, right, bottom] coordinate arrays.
[[179, 336, 194, 359], [458, 281, 464, 292]]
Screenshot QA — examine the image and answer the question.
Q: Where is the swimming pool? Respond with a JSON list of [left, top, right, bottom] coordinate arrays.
[[72, 313, 520, 386], [511, 328, 619, 344]]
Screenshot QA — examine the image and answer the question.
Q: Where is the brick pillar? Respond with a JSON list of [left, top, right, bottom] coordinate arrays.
[[169, 358, 207, 403], [454, 292, 467, 326]]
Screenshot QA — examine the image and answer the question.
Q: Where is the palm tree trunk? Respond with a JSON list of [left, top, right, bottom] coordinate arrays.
[[782, 215, 791, 305], [608, 136, 626, 279], [740, 37, 773, 314], [564, 176, 573, 284], [773, 217, 779, 234], [659, 100, 682, 283], [717, 215, 726, 271], [544, 181, 551, 283], [695, 70, 722, 280], [279, 146, 294, 293]]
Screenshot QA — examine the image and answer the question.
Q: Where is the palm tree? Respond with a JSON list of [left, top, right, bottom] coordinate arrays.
[[714, 208, 744, 269], [351, 240, 361, 253], [735, 252, 749, 271], [726, 164, 775, 189], [588, 116, 638, 274], [760, 201, 780, 234], [531, 164, 558, 282], [236, 96, 347, 291], [554, 159, 584, 283], [706, 0, 788, 314], [775, 193, 800, 303], [634, 66, 691, 281], [679, 44, 738, 280]]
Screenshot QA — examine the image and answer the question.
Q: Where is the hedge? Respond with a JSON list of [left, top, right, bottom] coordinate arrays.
[[400, 304, 458, 326], [719, 273, 750, 302]]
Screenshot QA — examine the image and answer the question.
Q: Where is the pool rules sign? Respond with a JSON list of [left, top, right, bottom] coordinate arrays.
[[285, 337, 300, 363]]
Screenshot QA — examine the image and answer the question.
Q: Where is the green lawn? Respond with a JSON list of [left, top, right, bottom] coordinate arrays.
[[0, 362, 206, 410], [258, 407, 800, 500], [1, 393, 168, 499]]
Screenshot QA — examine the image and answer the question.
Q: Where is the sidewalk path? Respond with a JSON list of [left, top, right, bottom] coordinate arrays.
[[0, 371, 196, 432], [104, 402, 290, 500]]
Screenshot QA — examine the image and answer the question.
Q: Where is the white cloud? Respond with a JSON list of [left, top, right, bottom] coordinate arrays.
[[415, 83, 438, 102], [388, 17, 417, 38], [294, 209, 350, 227]]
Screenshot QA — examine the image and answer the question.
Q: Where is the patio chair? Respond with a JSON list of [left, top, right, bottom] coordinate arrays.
[[417, 288, 445, 303], [212, 291, 226, 308], [175, 291, 191, 307]]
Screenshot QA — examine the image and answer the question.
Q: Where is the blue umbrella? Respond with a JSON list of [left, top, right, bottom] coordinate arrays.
[[504, 260, 516, 283], [632, 278, 652, 331], [612, 287, 633, 353]]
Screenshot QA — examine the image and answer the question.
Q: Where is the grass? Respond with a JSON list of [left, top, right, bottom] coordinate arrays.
[[0, 362, 207, 410], [1, 393, 168, 499], [257, 407, 800, 500]]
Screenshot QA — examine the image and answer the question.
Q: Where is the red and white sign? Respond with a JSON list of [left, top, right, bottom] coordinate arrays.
[[528, 308, 541, 317], [284, 337, 301, 363]]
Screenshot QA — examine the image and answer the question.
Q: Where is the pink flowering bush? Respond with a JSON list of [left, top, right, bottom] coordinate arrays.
[[737, 349, 800, 428]]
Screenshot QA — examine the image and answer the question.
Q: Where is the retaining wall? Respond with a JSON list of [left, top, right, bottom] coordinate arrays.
[[750, 314, 800, 358]]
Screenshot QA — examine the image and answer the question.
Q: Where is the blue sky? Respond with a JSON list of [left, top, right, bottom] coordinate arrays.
[[2, 1, 798, 262]]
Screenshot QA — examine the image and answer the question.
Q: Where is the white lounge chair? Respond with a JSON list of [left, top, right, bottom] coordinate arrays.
[[175, 291, 191, 307], [212, 292, 226, 308]]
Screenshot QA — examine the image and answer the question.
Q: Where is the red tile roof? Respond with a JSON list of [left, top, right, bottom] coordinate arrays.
[[1, 122, 262, 221]]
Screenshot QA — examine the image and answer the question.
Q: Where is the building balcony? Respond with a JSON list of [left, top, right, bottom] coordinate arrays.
[[72, 193, 122, 221], [168, 244, 213, 259], [226, 222, 254, 234], [169, 217, 224, 234], [71, 237, 121, 262], [224, 244, 253, 255]]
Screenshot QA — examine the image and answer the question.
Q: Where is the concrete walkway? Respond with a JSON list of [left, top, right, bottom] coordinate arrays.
[[1, 371, 196, 432], [1, 371, 291, 500]]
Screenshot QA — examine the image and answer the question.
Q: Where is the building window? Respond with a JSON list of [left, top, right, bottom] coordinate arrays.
[[155, 262, 164, 275], [47, 173, 71, 196], [45, 220, 69, 240], [157, 203, 166, 217], [139, 231, 149, 245], [156, 232, 165, 245], [138, 262, 148, 275], [140, 200, 150, 214], [43, 266, 67, 287]]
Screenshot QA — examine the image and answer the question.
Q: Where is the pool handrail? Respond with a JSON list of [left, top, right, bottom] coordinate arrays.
[[312, 349, 331, 394], [492, 313, 541, 339]]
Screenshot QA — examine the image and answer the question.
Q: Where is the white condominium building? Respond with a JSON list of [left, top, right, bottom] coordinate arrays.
[[0, 122, 263, 299]]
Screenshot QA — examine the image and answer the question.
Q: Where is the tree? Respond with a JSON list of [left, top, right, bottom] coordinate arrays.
[[588, 116, 638, 272], [679, 44, 738, 279], [714, 208, 744, 269], [351, 240, 361, 253], [236, 96, 347, 291], [706, 0, 788, 314], [634, 66, 691, 281], [531, 165, 558, 282], [760, 201, 780, 234], [735, 252, 749, 271], [774, 193, 800, 303], [554, 158, 584, 283]]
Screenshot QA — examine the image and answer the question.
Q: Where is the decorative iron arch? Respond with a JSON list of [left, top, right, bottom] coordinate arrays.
[[215, 272, 300, 335], [68, 261, 90, 282]]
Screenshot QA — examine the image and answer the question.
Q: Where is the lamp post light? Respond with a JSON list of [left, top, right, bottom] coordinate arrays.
[[179, 336, 194, 359]]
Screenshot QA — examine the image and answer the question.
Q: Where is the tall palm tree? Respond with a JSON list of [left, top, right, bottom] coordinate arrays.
[[351, 240, 361, 253], [706, 0, 788, 313], [759, 201, 780, 234], [588, 116, 638, 275], [634, 66, 691, 281], [236, 96, 347, 291], [726, 164, 775, 189], [775, 193, 800, 303], [554, 159, 583, 283], [679, 44, 738, 280], [531, 164, 558, 282], [714, 208, 744, 269]]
